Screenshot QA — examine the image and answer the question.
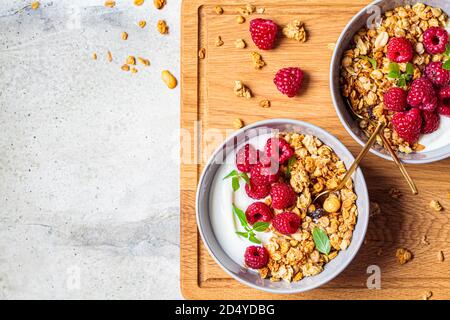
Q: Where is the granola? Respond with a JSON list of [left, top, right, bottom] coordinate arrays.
[[234, 81, 252, 99], [283, 19, 307, 42], [396, 248, 413, 265], [340, 3, 448, 153], [251, 51, 265, 69]]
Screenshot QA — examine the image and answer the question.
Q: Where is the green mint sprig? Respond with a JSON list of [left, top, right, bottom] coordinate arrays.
[[232, 204, 269, 244], [285, 156, 297, 180], [442, 44, 450, 71], [223, 170, 250, 192], [312, 227, 331, 255], [387, 62, 414, 87], [360, 56, 378, 69]]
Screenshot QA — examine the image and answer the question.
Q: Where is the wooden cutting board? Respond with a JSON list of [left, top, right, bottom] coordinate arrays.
[[180, 0, 450, 300]]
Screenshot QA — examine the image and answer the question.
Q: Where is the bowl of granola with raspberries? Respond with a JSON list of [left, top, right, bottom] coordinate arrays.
[[331, 0, 450, 163], [196, 119, 369, 293]]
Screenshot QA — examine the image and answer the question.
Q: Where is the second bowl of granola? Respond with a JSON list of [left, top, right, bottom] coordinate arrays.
[[331, 0, 450, 163], [196, 119, 369, 293]]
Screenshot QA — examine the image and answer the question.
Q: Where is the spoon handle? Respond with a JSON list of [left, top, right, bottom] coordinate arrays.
[[336, 121, 385, 191], [379, 134, 418, 195]]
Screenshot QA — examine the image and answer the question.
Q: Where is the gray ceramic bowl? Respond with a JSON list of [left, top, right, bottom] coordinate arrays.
[[196, 119, 369, 294], [331, 0, 450, 164]]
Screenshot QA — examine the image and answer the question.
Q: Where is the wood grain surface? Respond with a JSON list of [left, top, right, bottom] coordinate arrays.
[[180, 0, 450, 300]]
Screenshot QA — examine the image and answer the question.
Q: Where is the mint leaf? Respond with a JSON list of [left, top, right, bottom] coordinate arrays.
[[223, 170, 238, 180], [406, 63, 414, 76], [361, 56, 377, 69], [388, 70, 400, 79], [232, 204, 248, 228], [312, 227, 331, 254], [389, 62, 400, 74], [443, 59, 450, 71], [236, 231, 248, 238], [285, 156, 297, 179], [239, 172, 250, 185], [397, 77, 406, 87], [252, 222, 270, 232], [248, 233, 262, 244], [232, 177, 240, 191], [445, 44, 450, 56]]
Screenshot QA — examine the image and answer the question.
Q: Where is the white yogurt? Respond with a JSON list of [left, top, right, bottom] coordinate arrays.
[[418, 116, 450, 152], [209, 133, 274, 266]]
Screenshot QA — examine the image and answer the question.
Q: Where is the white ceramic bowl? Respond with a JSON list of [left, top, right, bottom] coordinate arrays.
[[330, 0, 450, 164], [196, 119, 369, 294]]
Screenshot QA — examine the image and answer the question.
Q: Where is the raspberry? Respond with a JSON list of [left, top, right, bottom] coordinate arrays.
[[383, 87, 407, 112], [244, 246, 269, 269], [421, 111, 440, 134], [245, 202, 273, 225], [392, 108, 422, 144], [250, 162, 280, 186], [272, 212, 301, 235], [245, 180, 270, 200], [263, 137, 294, 165], [425, 62, 450, 87], [249, 18, 278, 50], [407, 78, 438, 112], [236, 144, 258, 173], [270, 182, 297, 210], [386, 37, 413, 63], [273, 67, 304, 98], [423, 27, 449, 55], [438, 86, 450, 117]]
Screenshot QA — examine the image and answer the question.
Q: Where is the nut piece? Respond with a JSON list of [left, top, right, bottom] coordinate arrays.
[[137, 57, 150, 66], [215, 36, 224, 47], [154, 0, 166, 10], [323, 194, 341, 213], [374, 31, 389, 49], [259, 99, 271, 108], [126, 56, 136, 65], [121, 64, 130, 72], [198, 48, 206, 59], [234, 81, 252, 99], [131, 67, 138, 74], [429, 200, 443, 212], [423, 291, 433, 300], [396, 248, 413, 265], [157, 20, 168, 34], [92, 52, 97, 60], [107, 51, 113, 62], [215, 6, 224, 15], [235, 39, 246, 49], [138, 20, 147, 28], [134, 0, 144, 6], [251, 52, 265, 69], [161, 70, 177, 89], [283, 19, 307, 42], [236, 16, 246, 24], [31, 1, 40, 10], [104, 0, 115, 8], [233, 118, 244, 129], [438, 250, 445, 262], [121, 32, 128, 40]]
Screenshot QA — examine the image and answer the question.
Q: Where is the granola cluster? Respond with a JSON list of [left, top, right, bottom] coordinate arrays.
[[340, 3, 448, 153], [259, 132, 358, 283]]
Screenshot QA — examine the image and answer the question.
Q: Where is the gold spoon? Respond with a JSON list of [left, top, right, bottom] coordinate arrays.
[[313, 121, 386, 204], [345, 99, 418, 195]]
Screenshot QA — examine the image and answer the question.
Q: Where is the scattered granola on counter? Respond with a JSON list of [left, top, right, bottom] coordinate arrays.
[[396, 248, 413, 265], [283, 19, 307, 42], [259, 99, 271, 108], [234, 81, 252, 99], [251, 52, 265, 69], [233, 118, 244, 129], [235, 39, 247, 49], [429, 200, 443, 212]]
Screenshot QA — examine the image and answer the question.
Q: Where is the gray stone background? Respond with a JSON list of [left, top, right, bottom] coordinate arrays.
[[0, 0, 181, 299]]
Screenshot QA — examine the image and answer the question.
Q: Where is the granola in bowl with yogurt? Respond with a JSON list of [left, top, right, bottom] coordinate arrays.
[[340, 3, 450, 154]]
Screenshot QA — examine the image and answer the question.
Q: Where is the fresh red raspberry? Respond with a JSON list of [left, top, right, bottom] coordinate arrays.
[[245, 202, 273, 225], [386, 37, 413, 63], [421, 111, 440, 134], [263, 137, 294, 165], [272, 212, 301, 235], [249, 18, 278, 50], [244, 246, 269, 269], [245, 180, 270, 200], [383, 87, 407, 112], [273, 67, 304, 98], [236, 144, 258, 173], [438, 86, 450, 117], [407, 78, 438, 112], [423, 27, 449, 55], [270, 182, 297, 210], [392, 108, 422, 144], [425, 62, 450, 87], [250, 162, 280, 186]]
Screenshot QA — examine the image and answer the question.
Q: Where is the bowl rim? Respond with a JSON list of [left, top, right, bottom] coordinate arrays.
[[195, 118, 370, 294], [330, 0, 450, 164]]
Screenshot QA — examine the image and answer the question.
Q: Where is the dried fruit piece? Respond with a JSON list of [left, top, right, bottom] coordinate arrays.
[[396, 248, 413, 265], [387, 37, 413, 63], [273, 67, 304, 98], [234, 81, 252, 99], [161, 70, 177, 89], [270, 182, 297, 210], [383, 87, 407, 112], [244, 246, 269, 269], [157, 20, 168, 34], [251, 51, 265, 69], [249, 18, 278, 50], [283, 19, 307, 42], [392, 108, 422, 144], [423, 27, 449, 54], [245, 202, 273, 225], [421, 111, 440, 134], [154, 0, 165, 9], [407, 78, 438, 112], [272, 212, 301, 235]]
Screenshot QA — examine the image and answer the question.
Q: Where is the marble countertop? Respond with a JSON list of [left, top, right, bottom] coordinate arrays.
[[0, 0, 181, 299]]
